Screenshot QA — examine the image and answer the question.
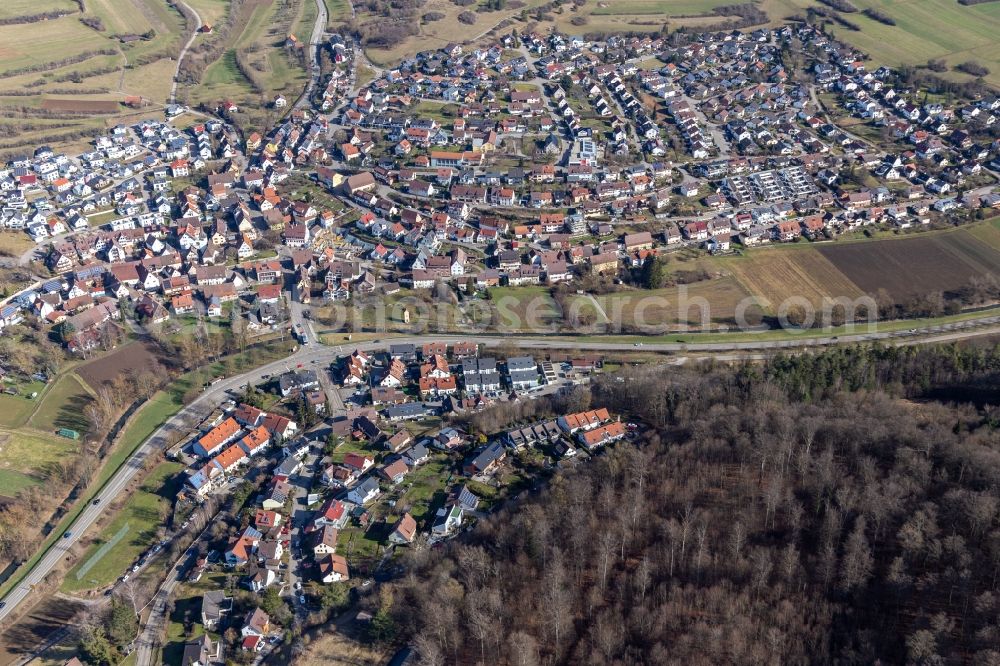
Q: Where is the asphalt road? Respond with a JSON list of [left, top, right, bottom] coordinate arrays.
[[133, 547, 194, 666], [286, 450, 320, 611], [4, 319, 1000, 627], [292, 0, 328, 111], [170, 1, 202, 106]]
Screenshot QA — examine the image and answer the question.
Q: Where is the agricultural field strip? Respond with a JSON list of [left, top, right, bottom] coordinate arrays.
[[723, 249, 864, 310], [590, 0, 739, 15], [818, 231, 1000, 299]]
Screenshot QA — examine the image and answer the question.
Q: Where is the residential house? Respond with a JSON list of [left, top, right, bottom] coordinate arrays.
[[318, 554, 350, 583], [346, 476, 381, 505], [389, 513, 418, 545], [225, 526, 262, 567], [378, 457, 409, 484], [201, 591, 231, 630], [313, 525, 339, 556], [464, 441, 507, 476]]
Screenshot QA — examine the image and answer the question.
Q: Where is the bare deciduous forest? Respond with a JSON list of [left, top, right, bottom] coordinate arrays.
[[384, 343, 1000, 665]]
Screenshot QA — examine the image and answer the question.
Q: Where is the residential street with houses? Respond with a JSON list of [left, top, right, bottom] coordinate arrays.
[[284, 447, 321, 609], [134, 545, 200, 666]]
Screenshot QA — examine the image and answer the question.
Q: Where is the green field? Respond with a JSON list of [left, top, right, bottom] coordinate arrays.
[[0, 428, 79, 497], [966, 217, 1000, 251], [293, 0, 319, 46], [28, 372, 93, 435], [410, 100, 455, 124], [324, 0, 353, 26], [526, 0, 734, 37], [0, 469, 43, 496], [820, 0, 1000, 89], [0, 0, 78, 15], [63, 462, 183, 592], [592, 277, 755, 329], [490, 286, 562, 330], [357, 0, 550, 66], [184, 0, 230, 26], [0, 380, 46, 429], [485, 279, 756, 332], [0, 16, 108, 74], [0, 370, 91, 497], [193, 0, 310, 108]]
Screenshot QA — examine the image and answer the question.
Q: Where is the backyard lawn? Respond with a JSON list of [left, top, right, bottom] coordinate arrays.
[[395, 457, 452, 524], [160, 572, 227, 664]]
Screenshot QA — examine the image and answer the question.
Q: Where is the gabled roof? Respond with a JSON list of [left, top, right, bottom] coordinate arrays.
[[380, 458, 409, 481], [560, 408, 610, 430], [392, 513, 417, 542], [239, 425, 271, 453], [244, 606, 270, 633], [213, 443, 247, 470], [342, 452, 373, 471], [198, 417, 241, 453], [318, 553, 350, 579], [580, 421, 625, 446], [316, 524, 339, 548]]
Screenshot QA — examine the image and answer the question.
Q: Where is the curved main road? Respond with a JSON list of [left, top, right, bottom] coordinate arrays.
[[3, 318, 1000, 628]]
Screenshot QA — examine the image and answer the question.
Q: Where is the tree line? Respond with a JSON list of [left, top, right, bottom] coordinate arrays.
[[0, 10, 76, 26], [0, 48, 118, 80]]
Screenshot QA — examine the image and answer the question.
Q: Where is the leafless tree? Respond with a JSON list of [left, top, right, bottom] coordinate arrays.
[[506, 630, 539, 666]]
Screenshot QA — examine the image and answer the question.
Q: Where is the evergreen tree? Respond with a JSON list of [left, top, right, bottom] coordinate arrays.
[[79, 627, 120, 666], [107, 599, 138, 646], [640, 257, 668, 289]]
